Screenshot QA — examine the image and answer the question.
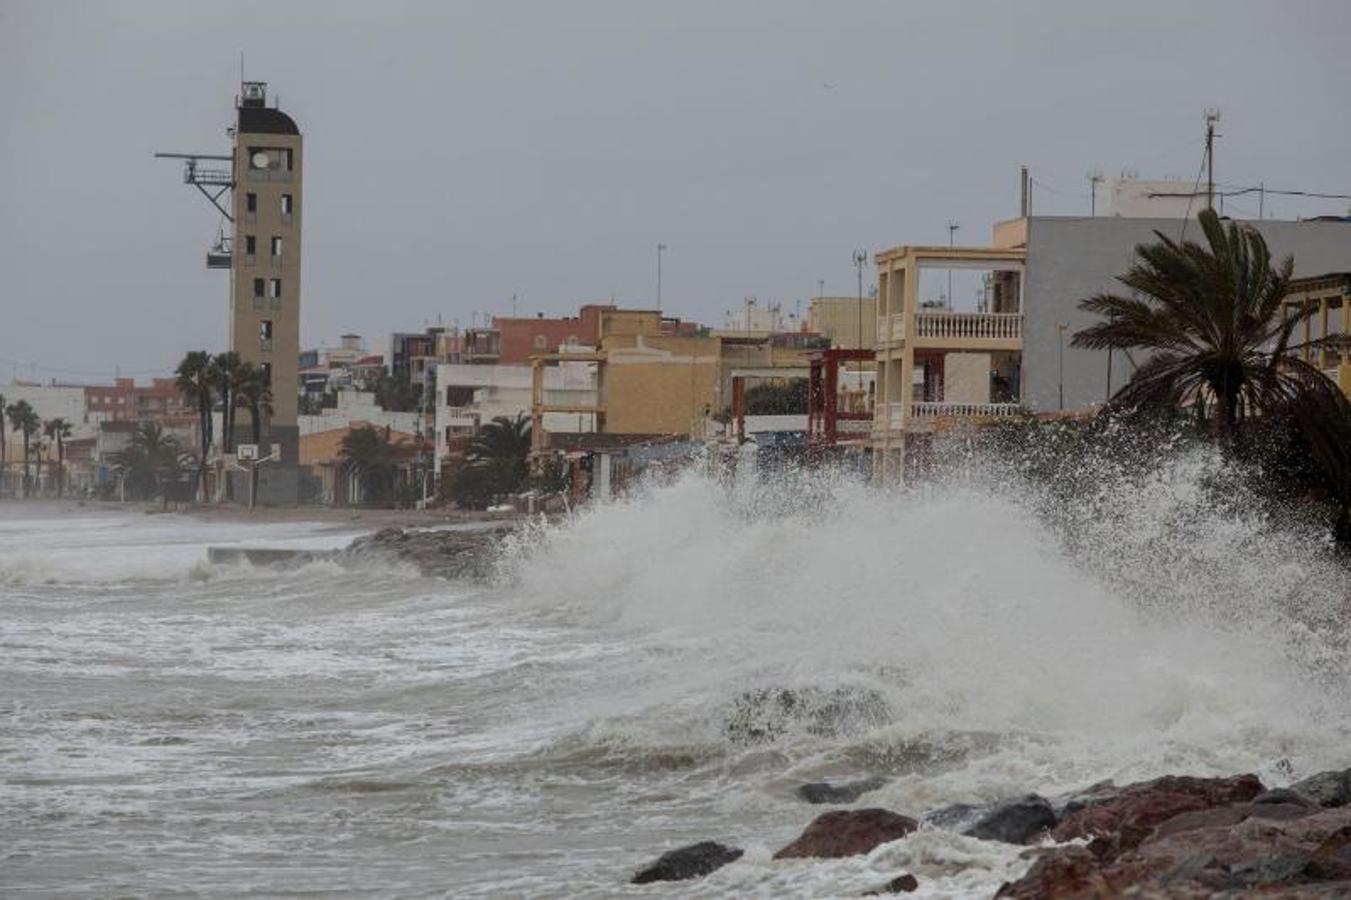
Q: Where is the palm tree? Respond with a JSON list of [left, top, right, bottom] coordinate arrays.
[[43, 418, 72, 498], [111, 422, 193, 507], [1072, 208, 1329, 440], [451, 414, 532, 508], [7, 400, 41, 498], [175, 351, 215, 498], [236, 363, 275, 447], [339, 425, 395, 505], [211, 352, 247, 453]]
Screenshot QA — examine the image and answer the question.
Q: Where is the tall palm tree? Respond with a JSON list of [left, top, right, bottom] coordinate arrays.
[[211, 352, 246, 453], [7, 400, 41, 498], [43, 418, 72, 498], [175, 350, 215, 498], [1072, 208, 1328, 440], [236, 363, 275, 447]]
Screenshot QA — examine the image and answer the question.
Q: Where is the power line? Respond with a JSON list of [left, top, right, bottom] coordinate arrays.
[[0, 356, 172, 380]]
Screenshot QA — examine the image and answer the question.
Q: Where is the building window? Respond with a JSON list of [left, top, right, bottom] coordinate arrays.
[[260, 320, 273, 351], [246, 192, 257, 212], [245, 235, 256, 255], [269, 279, 281, 298], [253, 277, 265, 297], [280, 194, 293, 215], [533, 334, 547, 349], [260, 362, 272, 384], [270, 236, 282, 256], [248, 147, 291, 171]]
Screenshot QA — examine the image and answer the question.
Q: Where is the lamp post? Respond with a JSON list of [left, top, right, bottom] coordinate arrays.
[[1056, 323, 1069, 410], [656, 243, 667, 310], [853, 249, 868, 384], [946, 221, 960, 309]]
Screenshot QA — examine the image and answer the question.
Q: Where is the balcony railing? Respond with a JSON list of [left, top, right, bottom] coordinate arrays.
[[880, 401, 1023, 428], [911, 402, 1023, 419], [913, 312, 1022, 341]]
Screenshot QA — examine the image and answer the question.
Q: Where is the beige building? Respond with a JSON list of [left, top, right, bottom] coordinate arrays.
[[231, 82, 303, 499], [872, 244, 1025, 482], [808, 296, 878, 350], [1284, 272, 1351, 396]]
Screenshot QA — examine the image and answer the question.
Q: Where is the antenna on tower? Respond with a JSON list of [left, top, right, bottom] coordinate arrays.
[[1086, 168, 1104, 216]]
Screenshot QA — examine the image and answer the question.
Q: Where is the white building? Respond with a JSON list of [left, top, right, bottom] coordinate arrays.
[[1, 382, 96, 438], [1101, 176, 1201, 219], [298, 389, 421, 437], [433, 357, 598, 474]]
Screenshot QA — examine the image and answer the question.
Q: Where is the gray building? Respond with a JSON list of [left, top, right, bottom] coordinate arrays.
[[1019, 216, 1351, 412]]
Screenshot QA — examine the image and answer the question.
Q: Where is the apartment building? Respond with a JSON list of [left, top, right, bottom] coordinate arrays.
[[871, 213, 1351, 481]]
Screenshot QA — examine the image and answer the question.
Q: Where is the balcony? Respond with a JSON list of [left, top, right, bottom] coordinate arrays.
[[876, 314, 907, 344], [878, 400, 1023, 431], [913, 311, 1022, 343]]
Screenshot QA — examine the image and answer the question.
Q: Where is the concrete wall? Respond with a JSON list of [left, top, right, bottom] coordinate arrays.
[[1022, 216, 1351, 412], [602, 334, 721, 436], [0, 384, 93, 438]]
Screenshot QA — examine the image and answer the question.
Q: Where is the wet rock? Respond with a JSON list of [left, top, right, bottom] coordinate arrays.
[[963, 795, 1058, 845], [998, 797, 1351, 897], [1256, 787, 1318, 808], [724, 687, 891, 745], [631, 841, 744, 884], [1291, 768, 1351, 808], [863, 872, 919, 894], [797, 776, 887, 805], [1052, 773, 1264, 853], [342, 526, 515, 581], [1053, 779, 1119, 819], [774, 808, 918, 859]]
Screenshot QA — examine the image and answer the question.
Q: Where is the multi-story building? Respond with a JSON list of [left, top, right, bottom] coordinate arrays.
[[230, 82, 303, 501], [808, 296, 878, 350], [871, 213, 1351, 481], [1283, 272, 1351, 396], [160, 79, 303, 502]]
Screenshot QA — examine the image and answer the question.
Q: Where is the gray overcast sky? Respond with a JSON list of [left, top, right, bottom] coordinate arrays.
[[2, 0, 1349, 382]]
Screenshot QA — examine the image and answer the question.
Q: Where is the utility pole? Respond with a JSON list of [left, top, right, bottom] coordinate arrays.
[[1087, 169, 1104, 216], [656, 243, 667, 310], [1204, 109, 1221, 211], [853, 249, 868, 383]]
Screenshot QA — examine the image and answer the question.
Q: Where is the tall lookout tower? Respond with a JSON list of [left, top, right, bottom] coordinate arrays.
[[158, 81, 303, 504]]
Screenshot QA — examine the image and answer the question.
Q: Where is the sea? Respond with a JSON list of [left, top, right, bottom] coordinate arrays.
[[4, 450, 1350, 898]]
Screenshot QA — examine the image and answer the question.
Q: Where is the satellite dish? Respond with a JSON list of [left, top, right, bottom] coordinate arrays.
[[251, 151, 269, 169]]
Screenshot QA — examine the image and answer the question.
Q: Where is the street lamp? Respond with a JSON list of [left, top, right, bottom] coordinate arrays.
[[1056, 323, 1069, 410], [853, 249, 868, 385], [656, 243, 667, 310], [946, 221, 960, 310]]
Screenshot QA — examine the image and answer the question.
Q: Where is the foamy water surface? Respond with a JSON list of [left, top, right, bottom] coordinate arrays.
[[3, 456, 1349, 898]]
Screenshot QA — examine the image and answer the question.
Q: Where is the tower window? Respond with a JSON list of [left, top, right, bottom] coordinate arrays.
[[252, 278, 265, 297], [246, 193, 257, 213], [269, 279, 281, 298], [280, 194, 293, 215], [245, 235, 256, 255], [270, 236, 282, 256], [260, 363, 272, 384]]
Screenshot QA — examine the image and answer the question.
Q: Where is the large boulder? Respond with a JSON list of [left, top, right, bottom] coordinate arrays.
[[1052, 773, 1264, 853], [797, 776, 888, 805], [631, 841, 744, 884], [863, 873, 920, 894], [998, 792, 1351, 897], [1291, 768, 1351, 808], [774, 808, 917, 859], [342, 526, 515, 580], [963, 795, 1058, 845]]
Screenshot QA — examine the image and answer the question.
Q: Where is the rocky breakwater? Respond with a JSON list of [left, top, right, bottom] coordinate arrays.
[[627, 766, 1351, 896], [339, 525, 517, 581], [998, 767, 1351, 898]]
